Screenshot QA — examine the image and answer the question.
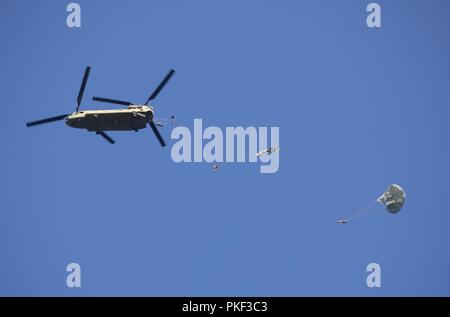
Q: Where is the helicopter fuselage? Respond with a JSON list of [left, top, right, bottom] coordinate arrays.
[[65, 105, 154, 132], [26, 66, 174, 146]]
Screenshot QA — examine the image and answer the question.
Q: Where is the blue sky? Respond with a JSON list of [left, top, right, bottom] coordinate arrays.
[[1, 0, 450, 296]]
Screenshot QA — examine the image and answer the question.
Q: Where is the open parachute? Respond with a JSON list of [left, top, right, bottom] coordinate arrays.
[[377, 184, 406, 214], [337, 184, 406, 223]]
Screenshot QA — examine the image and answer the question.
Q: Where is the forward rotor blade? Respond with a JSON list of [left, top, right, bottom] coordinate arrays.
[[92, 97, 132, 106], [26, 114, 68, 127], [147, 119, 166, 147], [77, 66, 91, 112], [96, 131, 115, 144], [145, 69, 175, 105]]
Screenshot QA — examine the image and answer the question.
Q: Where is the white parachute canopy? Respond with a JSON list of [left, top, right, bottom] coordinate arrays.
[[377, 184, 406, 214], [338, 184, 406, 223]]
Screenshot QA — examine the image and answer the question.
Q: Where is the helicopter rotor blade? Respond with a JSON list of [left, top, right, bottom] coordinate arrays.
[[26, 114, 69, 127], [144, 69, 175, 105], [76, 66, 91, 112], [92, 97, 132, 106], [96, 131, 115, 144], [147, 118, 166, 147]]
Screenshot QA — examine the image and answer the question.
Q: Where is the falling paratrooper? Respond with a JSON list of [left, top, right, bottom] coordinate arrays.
[[256, 146, 280, 157], [337, 184, 406, 224]]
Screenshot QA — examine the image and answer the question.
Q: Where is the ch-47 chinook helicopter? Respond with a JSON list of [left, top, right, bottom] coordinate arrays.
[[26, 66, 175, 146]]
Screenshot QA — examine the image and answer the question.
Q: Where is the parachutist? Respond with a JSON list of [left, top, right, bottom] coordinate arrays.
[[257, 146, 280, 157], [153, 116, 175, 128], [338, 184, 406, 224], [212, 164, 219, 173]]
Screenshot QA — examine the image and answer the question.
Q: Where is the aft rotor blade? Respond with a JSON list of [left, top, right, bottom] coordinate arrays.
[[26, 114, 68, 127], [96, 131, 115, 144], [145, 69, 175, 105], [92, 97, 132, 106], [77, 66, 91, 112], [147, 119, 166, 147]]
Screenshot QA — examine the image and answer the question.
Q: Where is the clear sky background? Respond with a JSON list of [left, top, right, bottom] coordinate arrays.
[[1, 0, 450, 296]]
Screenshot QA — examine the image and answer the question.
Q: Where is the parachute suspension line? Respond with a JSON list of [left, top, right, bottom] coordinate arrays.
[[347, 200, 378, 221]]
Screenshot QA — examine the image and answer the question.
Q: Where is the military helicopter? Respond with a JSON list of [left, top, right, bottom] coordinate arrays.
[[26, 66, 175, 146]]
